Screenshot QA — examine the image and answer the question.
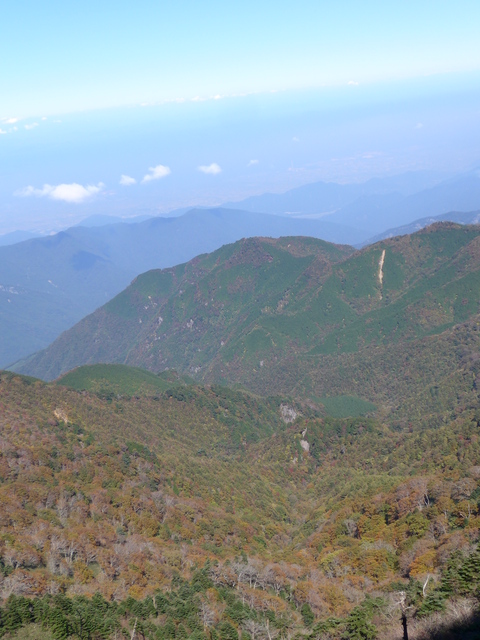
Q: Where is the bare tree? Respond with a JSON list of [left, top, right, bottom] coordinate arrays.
[[260, 619, 279, 640], [199, 601, 216, 630], [392, 591, 411, 640], [393, 575, 431, 640], [130, 618, 138, 640], [1, 572, 29, 599], [243, 620, 264, 640]]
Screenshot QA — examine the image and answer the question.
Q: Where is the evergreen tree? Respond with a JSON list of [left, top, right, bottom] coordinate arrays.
[[300, 603, 314, 628], [343, 607, 377, 640]]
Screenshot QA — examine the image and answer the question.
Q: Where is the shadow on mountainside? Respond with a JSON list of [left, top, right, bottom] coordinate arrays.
[[413, 608, 480, 640]]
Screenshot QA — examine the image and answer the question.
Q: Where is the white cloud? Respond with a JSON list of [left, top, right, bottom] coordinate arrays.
[[292, 136, 300, 142], [0, 129, 6, 135], [198, 163, 222, 175], [120, 174, 137, 186], [142, 164, 171, 183], [24, 122, 39, 130], [16, 182, 104, 203], [4, 117, 18, 124], [348, 80, 359, 86], [248, 159, 259, 166], [415, 122, 424, 129]]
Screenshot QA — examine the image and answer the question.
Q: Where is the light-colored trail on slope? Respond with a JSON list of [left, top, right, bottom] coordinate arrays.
[[378, 249, 386, 298]]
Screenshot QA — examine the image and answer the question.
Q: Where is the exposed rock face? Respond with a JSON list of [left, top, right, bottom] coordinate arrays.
[[54, 407, 69, 423], [300, 439, 310, 452], [280, 404, 298, 423]]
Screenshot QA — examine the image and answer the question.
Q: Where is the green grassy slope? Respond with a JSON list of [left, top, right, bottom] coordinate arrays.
[[56, 364, 191, 396]]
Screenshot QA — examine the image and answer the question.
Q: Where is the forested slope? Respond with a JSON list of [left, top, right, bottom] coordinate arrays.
[[17, 224, 480, 426], [0, 370, 480, 637]]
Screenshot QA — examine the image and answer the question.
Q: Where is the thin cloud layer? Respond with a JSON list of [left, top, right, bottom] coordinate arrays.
[[248, 159, 259, 166], [120, 174, 136, 186], [198, 163, 222, 175], [16, 182, 104, 204], [142, 165, 171, 183]]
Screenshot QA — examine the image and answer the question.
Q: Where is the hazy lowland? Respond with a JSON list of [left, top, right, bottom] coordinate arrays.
[[2, 3, 480, 637]]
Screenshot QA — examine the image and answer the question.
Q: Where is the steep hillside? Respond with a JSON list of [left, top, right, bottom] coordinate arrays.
[[15, 236, 352, 380], [17, 224, 480, 426], [0, 208, 357, 368], [0, 370, 480, 638]]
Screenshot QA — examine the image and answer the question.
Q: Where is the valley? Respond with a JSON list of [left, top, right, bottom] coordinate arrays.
[[2, 221, 480, 638]]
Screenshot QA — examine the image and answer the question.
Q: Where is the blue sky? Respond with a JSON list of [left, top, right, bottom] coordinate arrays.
[[2, 0, 480, 118], [1, 1, 479, 234]]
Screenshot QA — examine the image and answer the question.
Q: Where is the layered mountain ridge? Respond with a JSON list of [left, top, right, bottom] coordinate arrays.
[[222, 170, 480, 235], [3, 168, 480, 369], [0, 208, 359, 367], [16, 223, 480, 427]]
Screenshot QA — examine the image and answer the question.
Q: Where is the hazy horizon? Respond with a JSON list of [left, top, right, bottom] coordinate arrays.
[[1, 1, 479, 235]]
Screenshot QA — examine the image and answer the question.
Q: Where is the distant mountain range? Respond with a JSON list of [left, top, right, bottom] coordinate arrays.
[[0, 214, 160, 247], [73, 213, 154, 227], [223, 170, 480, 237], [0, 229, 40, 246], [361, 209, 480, 245], [3, 167, 479, 245], [221, 169, 443, 216], [16, 223, 480, 427]]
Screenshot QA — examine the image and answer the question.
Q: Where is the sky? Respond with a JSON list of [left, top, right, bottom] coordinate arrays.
[[1, 1, 480, 234], [2, 0, 480, 118]]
